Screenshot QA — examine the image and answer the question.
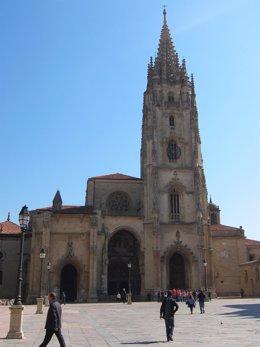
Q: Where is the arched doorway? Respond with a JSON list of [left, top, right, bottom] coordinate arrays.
[[60, 264, 77, 302], [169, 253, 186, 289], [108, 230, 141, 296]]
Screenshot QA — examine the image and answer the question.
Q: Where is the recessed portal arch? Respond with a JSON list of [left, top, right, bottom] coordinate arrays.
[[169, 253, 186, 289], [107, 230, 141, 295], [60, 264, 77, 302]]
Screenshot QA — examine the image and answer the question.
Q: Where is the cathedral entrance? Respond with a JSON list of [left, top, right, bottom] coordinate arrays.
[[169, 253, 186, 289], [108, 230, 141, 296], [60, 264, 77, 302]]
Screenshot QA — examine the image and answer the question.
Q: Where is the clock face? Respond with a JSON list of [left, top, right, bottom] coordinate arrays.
[[167, 141, 181, 161]]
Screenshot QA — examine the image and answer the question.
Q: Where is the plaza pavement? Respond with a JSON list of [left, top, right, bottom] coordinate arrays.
[[0, 298, 260, 346]]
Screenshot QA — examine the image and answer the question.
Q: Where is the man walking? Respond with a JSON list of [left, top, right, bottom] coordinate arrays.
[[160, 290, 179, 342], [39, 292, 66, 347], [197, 290, 206, 314]]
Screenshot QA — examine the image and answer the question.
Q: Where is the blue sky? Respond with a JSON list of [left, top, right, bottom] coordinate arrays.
[[1, 0, 259, 240]]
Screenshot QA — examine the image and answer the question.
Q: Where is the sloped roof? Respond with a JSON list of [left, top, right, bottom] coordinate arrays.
[[89, 173, 141, 181], [210, 224, 240, 232], [35, 205, 94, 214], [210, 224, 244, 237], [245, 239, 260, 246], [0, 221, 21, 234]]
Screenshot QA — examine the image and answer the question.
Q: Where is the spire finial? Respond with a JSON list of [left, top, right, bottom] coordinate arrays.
[[7, 212, 10, 221], [163, 5, 167, 22]]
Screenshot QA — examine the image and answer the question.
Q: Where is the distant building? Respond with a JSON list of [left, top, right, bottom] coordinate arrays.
[[0, 217, 31, 299], [0, 10, 259, 302]]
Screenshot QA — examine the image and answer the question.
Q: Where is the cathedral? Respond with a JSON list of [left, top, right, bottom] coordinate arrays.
[[1, 10, 260, 303]]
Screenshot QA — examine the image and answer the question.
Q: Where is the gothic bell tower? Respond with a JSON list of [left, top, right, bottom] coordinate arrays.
[[141, 10, 213, 293]]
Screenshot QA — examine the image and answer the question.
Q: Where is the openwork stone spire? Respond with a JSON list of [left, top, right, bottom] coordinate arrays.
[[153, 9, 180, 84]]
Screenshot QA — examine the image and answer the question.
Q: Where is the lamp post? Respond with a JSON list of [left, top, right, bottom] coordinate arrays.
[[44, 262, 51, 307], [47, 262, 51, 293], [6, 205, 30, 339], [203, 260, 208, 292], [127, 261, 132, 305], [36, 248, 45, 314]]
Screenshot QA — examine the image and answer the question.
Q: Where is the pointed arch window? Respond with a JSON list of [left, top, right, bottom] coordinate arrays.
[[255, 268, 259, 282], [167, 141, 181, 161], [169, 115, 175, 128], [170, 189, 180, 220]]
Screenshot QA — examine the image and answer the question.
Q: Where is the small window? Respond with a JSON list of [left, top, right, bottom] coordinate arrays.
[[255, 268, 259, 282], [169, 116, 175, 128], [249, 254, 254, 261], [168, 93, 174, 103], [167, 141, 181, 161], [170, 189, 180, 220]]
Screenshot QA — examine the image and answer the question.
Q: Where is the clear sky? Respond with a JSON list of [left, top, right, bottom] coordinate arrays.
[[1, 1, 259, 240]]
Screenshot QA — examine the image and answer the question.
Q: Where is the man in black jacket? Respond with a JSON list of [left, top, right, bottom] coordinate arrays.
[[160, 290, 179, 342], [39, 292, 66, 347]]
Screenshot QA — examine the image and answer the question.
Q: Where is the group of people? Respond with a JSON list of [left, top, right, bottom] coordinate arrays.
[[116, 288, 129, 303], [160, 289, 207, 342], [38, 288, 207, 346]]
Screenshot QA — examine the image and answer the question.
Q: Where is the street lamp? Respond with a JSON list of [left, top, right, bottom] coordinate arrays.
[[39, 248, 46, 297], [36, 248, 45, 314], [47, 262, 51, 293], [6, 205, 30, 339], [203, 260, 208, 292], [44, 262, 51, 307], [127, 261, 132, 305]]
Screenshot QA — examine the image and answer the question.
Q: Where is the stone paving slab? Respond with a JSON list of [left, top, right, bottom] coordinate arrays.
[[0, 298, 260, 346]]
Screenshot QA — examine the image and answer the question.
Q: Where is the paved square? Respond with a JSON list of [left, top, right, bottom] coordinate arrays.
[[0, 298, 260, 346]]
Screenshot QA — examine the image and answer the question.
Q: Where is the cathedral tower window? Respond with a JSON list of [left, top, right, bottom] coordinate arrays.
[[168, 92, 174, 103], [169, 115, 175, 128], [167, 141, 181, 161], [170, 189, 180, 220]]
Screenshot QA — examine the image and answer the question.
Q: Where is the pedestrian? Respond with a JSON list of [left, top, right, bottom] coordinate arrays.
[[116, 292, 121, 302], [186, 295, 196, 314], [39, 292, 66, 347], [197, 290, 206, 314], [121, 288, 127, 304], [240, 288, 244, 298], [160, 290, 179, 342], [61, 291, 66, 305], [208, 291, 211, 301]]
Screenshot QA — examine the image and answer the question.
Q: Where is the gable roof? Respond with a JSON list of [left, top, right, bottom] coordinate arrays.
[[0, 221, 21, 234], [89, 173, 141, 181]]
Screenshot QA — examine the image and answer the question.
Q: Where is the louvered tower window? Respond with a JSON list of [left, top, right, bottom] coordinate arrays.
[[170, 189, 180, 220]]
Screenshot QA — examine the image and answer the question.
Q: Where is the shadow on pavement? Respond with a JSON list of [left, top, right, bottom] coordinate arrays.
[[220, 303, 260, 319], [122, 341, 166, 345]]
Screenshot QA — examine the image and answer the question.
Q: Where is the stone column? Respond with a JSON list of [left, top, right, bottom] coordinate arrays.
[[87, 216, 98, 302]]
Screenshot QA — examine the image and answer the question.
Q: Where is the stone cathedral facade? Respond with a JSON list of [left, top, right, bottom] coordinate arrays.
[[2, 11, 258, 303]]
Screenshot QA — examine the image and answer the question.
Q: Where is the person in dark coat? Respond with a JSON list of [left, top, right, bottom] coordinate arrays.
[[160, 290, 179, 341], [197, 290, 206, 314], [39, 292, 66, 347], [121, 288, 127, 304]]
